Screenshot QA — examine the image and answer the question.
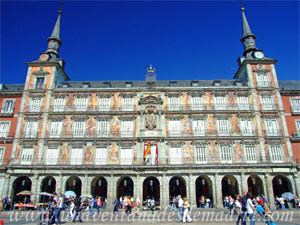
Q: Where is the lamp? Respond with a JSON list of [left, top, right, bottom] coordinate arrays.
[[176, 179, 179, 186], [22, 180, 25, 186], [98, 180, 102, 186], [124, 180, 127, 187], [201, 179, 205, 186], [278, 178, 282, 185], [227, 178, 231, 185], [252, 178, 256, 185], [72, 180, 76, 186], [48, 179, 52, 186], [150, 180, 153, 186]]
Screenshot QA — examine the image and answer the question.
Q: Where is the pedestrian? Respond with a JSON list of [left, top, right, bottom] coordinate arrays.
[[69, 198, 75, 221], [135, 197, 141, 216], [54, 193, 63, 225], [125, 196, 132, 215], [171, 196, 177, 211], [96, 196, 102, 215], [150, 197, 155, 214], [119, 196, 123, 209], [88, 196, 95, 216], [0, 198, 3, 216], [182, 197, 192, 223], [235, 195, 245, 225], [103, 197, 107, 209], [176, 195, 183, 222], [113, 197, 119, 214], [279, 197, 286, 210], [73, 197, 83, 223], [246, 192, 257, 225]]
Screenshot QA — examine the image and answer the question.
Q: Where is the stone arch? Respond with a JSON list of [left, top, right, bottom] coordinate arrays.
[[91, 176, 108, 198], [169, 176, 186, 197], [247, 174, 264, 197], [195, 175, 213, 208], [12, 176, 32, 204], [116, 176, 134, 198], [142, 176, 160, 203], [65, 176, 82, 197], [40, 176, 56, 202], [221, 175, 239, 199], [272, 174, 293, 197]]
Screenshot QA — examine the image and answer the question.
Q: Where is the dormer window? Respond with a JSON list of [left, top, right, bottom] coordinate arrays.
[[191, 81, 199, 87], [83, 82, 90, 88], [213, 80, 221, 87], [235, 81, 242, 86], [62, 83, 70, 88], [104, 82, 111, 88], [126, 82, 133, 88], [169, 81, 177, 87]]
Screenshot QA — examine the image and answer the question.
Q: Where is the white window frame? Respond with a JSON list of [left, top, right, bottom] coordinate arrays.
[[24, 120, 39, 138], [256, 72, 270, 87], [237, 96, 249, 110], [195, 145, 207, 164], [192, 119, 206, 136], [169, 147, 182, 165], [244, 145, 257, 163], [29, 97, 42, 112], [260, 95, 274, 110], [95, 147, 108, 165], [20, 147, 34, 165], [120, 148, 133, 165], [214, 96, 227, 110], [72, 120, 86, 137], [216, 119, 230, 136], [295, 120, 300, 135], [45, 147, 59, 165], [75, 96, 89, 111], [240, 117, 254, 136], [168, 120, 181, 136], [70, 147, 83, 165], [269, 145, 284, 162], [120, 120, 134, 137], [0, 121, 10, 138], [96, 120, 110, 137], [53, 97, 66, 112], [190, 96, 204, 110], [220, 145, 233, 163], [49, 120, 63, 138], [35, 77, 45, 89], [1, 99, 15, 114], [121, 97, 134, 111], [0, 147, 5, 164], [290, 98, 300, 114], [167, 96, 180, 110], [264, 118, 280, 136], [98, 97, 111, 111]]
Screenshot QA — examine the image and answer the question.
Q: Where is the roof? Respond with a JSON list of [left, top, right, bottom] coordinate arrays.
[[0, 84, 24, 92], [278, 81, 300, 91]]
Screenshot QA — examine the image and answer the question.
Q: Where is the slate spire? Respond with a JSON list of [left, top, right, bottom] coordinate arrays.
[[240, 7, 257, 57], [46, 10, 62, 59]]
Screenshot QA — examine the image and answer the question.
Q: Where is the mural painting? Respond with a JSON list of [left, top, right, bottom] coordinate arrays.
[[86, 117, 96, 137], [182, 116, 192, 135], [228, 92, 236, 107], [182, 92, 190, 110], [183, 142, 194, 164], [108, 143, 119, 164], [207, 114, 216, 135], [110, 116, 120, 137], [66, 93, 75, 110], [231, 114, 240, 135], [234, 141, 243, 162], [60, 144, 70, 163], [84, 145, 94, 164], [112, 93, 121, 111], [63, 116, 72, 137], [208, 141, 218, 163], [88, 94, 97, 111]]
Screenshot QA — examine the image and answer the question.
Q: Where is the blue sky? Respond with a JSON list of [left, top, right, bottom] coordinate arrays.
[[1, 1, 299, 84]]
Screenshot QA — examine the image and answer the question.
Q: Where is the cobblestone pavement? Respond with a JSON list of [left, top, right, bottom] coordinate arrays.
[[1, 208, 300, 225]]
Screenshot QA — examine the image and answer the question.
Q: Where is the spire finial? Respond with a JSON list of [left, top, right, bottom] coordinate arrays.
[[146, 65, 156, 81]]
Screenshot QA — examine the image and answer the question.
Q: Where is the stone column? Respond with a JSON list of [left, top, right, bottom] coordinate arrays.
[[2, 174, 10, 197], [240, 173, 248, 195], [56, 174, 63, 194], [189, 174, 196, 207], [82, 174, 88, 196], [265, 173, 275, 210], [294, 172, 300, 197], [161, 174, 169, 208], [33, 174, 40, 203], [214, 173, 223, 209]]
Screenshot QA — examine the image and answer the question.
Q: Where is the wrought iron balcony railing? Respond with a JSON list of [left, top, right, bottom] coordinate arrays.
[[0, 132, 15, 139]]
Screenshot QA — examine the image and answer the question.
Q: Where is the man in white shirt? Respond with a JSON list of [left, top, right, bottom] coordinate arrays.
[[54, 193, 63, 225], [177, 195, 184, 222]]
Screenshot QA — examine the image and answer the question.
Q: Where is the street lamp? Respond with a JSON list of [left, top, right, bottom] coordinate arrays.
[[252, 178, 256, 185], [227, 178, 231, 185], [278, 178, 282, 185], [98, 180, 102, 186], [201, 179, 205, 186], [124, 180, 127, 187], [22, 180, 25, 186], [176, 179, 179, 186], [150, 180, 153, 186], [72, 180, 76, 186], [48, 179, 52, 186]]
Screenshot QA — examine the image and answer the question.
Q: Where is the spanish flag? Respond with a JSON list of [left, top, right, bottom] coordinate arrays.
[[144, 140, 151, 163]]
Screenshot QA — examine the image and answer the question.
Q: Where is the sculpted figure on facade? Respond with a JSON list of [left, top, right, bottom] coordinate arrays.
[[145, 106, 157, 130]]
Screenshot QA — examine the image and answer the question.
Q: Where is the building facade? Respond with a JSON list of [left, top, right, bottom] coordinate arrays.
[[1, 7, 299, 209]]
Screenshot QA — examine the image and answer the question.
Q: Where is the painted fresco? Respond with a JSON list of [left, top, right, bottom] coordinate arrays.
[[183, 141, 194, 164], [283, 141, 289, 162], [62, 116, 72, 137], [182, 116, 192, 135], [208, 141, 218, 163], [60, 144, 70, 163], [33, 143, 40, 164], [133, 146, 137, 164], [110, 116, 120, 137], [108, 143, 119, 164], [19, 118, 25, 138], [182, 92, 190, 110], [15, 142, 21, 160], [257, 144, 262, 162], [88, 93, 97, 111], [233, 141, 243, 162], [112, 93, 121, 111], [86, 117, 96, 137], [228, 92, 236, 107], [207, 114, 216, 135], [66, 93, 75, 110], [84, 145, 94, 164], [29, 66, 52, 90], [204, 92, 213, 109], [231, 114, 240, 135], [264, 143, 270, 161]]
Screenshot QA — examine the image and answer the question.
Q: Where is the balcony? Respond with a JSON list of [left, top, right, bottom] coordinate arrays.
[[0, 111, 14, 117], [261, 104, 278, 111], [27, 84, 46, 92], [25, 106, 42, 113], [291, 109, 300, 115], [265, 130, 282, 137], [291, 131, 300, 142], [0, 132, 15, 141], [23, 132, 38, 139], [46, 130, 135, 139]]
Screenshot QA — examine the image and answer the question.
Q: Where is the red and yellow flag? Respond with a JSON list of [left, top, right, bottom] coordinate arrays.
[[144, 140, 151, 162]]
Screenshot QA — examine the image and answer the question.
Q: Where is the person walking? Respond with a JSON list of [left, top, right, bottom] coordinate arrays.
[[182, 197, 192, 223], [171, 196, 177, 211], [246, 193, 257, 225], [113, 197, 119, 214], [54, 193, 63, 225], [150, 197, 155, 214], [95, 196, 102, 215], [88, 196, 95, 216], [0, 198, 3, 216], [235, 195, 246, 225], [135, 197, 141, 216], [69, 198, 75, 222], [177, 195, 183, 222]]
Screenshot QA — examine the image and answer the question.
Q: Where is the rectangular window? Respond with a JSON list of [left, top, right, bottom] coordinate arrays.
[[35, 77, 45, 89], [0, 147, 5, 163], [169, 147, 182, 164], [265, 118, 280, 136], [195, 146, 207, 163], [45, 147, 59, 165], [269, 145, 284, 162], [120, 120, 134, 137], [24, 121, 38, 138], [1, 100, 15, 114], [190, 96, 203, 109], [120, 148, 133, 165], [98, 97, 111, 111], [192, 120, 205, 136], [53, 98, 66, 112], [237, 96, 249, 110], [71, 148, 83, 165], [240, 118, 254, 136], [72, 121, 86, 137], [291, 98, 300, 114], [121, 98, 134, 111], [296, 120, 300, 134], [220, 145, 233, 163], [0, 122, 10, 138], [261, 96, 274, 110], [75, 97, 88, 111], [214, 96, 227, 110], [95, 148, 107, 165], [168, 120, 181, 136], [256, 74, 269, 87], [29, 98, 42, 112], [168, 97, 180, 110], [217, 119, 230, 136], [244, 145, 257, 162], [20, 147, 34, 165], [49, 121, 63, 138], [96, 121, 110, 136]]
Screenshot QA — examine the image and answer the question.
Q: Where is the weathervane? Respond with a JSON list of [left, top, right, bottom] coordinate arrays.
[[59, 1, 64, 12], [238, 0, 245, 9]]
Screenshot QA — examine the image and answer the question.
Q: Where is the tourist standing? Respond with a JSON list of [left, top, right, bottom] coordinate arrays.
[[150, 197, 155, 214], [88, 196, 95, 216], [113, 197, 119, 214], [135, 197, 141, 216], [235, 195, 245, 225], [69, 198, 75, 221], [246, 193, 257, 225], [96, 196, 102, 215], [54, 193, 63, 225], [182, 197, 192, 223], [177, 195, 183, 222]]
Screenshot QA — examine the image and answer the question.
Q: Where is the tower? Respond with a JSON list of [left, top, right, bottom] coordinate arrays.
[[146, 65, 156, 82]]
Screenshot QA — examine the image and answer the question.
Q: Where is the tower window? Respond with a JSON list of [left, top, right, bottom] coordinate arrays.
[[125, 82, 133, 88], [169, 81, 177, 87], [191, 81, 199, 87], [104, 82, 111, 88], [35, 77, 45, 89]]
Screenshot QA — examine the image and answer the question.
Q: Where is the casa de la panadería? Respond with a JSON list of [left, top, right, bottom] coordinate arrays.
[[0, 6, 299, 209]]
